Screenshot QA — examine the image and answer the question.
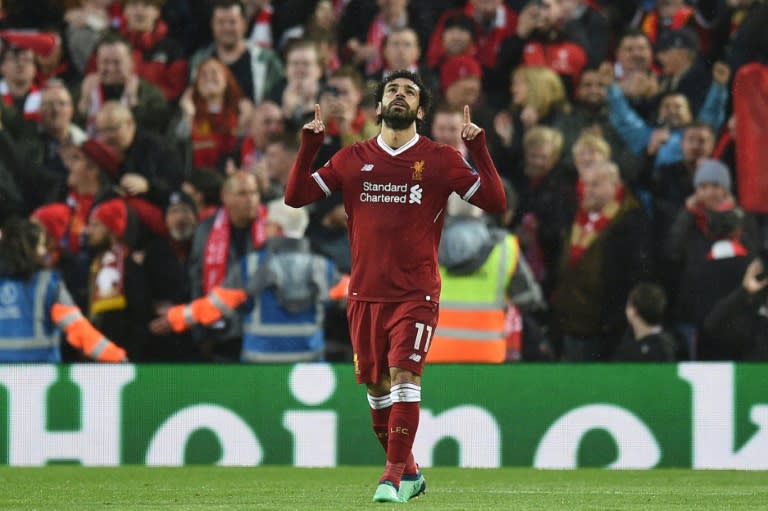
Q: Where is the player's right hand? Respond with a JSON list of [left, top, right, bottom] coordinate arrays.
[[302, 103, 325, 134]]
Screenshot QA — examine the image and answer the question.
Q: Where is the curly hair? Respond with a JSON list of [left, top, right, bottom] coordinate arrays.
[[0, 218, 44, 279]]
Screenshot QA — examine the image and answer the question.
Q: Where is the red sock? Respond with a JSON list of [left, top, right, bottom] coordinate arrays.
[[381, 401, 420, 486], [370, 406, 390, 453]]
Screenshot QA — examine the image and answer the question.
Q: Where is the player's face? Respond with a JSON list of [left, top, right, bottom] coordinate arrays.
[[379, 78, 422, 130]]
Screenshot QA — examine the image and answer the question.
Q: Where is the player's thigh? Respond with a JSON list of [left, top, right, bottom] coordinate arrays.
[[347, 300, 388, 383], [387, 301, 439, 375]]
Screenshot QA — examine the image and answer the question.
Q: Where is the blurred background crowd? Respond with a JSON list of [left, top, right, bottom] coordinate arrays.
[[0, 0, 767, 363]]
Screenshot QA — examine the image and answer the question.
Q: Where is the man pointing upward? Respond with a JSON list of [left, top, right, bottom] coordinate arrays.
[[285, 70, 506, 503]]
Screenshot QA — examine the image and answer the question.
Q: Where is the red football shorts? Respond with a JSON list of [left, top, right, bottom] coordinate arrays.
[[347, 300, 439, 384]]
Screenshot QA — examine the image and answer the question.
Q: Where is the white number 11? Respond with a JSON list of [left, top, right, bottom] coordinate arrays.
[[413, 322, 433, 352]]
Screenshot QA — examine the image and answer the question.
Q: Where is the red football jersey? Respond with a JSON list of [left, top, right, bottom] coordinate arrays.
[[313, 134, 482, 302]]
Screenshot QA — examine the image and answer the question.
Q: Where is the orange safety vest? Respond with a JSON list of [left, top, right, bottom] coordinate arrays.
[[429, 235, 519, 363]]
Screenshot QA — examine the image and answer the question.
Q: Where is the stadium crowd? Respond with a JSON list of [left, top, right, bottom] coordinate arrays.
[[0, 0, 767, 363]]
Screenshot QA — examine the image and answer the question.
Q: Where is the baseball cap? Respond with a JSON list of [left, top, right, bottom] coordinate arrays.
[[656, 28, 699, 53]]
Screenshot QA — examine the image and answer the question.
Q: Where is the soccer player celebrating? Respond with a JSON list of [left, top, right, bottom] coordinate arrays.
[[285, 70, 506, 503]]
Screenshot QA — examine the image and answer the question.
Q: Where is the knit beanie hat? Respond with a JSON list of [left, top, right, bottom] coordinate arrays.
[[80, 138, 122, 178], [165, 190, 198, 216], [90, 199, 128, 239], [693, 159, 731, 191], [31, 203, 71, 242], [440, 55, 482, 91]]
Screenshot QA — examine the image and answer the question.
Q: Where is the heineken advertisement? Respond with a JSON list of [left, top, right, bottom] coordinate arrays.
[[0, 363, 766, 468]]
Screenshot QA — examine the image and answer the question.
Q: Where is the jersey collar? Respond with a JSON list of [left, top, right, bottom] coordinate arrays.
[[376, 133, 420, 156]]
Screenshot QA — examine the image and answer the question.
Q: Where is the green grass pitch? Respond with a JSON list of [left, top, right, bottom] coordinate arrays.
[[0, 466, 766, 510]]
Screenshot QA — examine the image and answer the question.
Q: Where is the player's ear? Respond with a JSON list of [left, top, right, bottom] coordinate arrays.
[[416, 106, 424, 120], [376, 101, 382, 116]]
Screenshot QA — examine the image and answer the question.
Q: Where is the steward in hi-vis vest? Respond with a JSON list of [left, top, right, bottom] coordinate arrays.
[[150, 200, 348, 362], [0, 219, 126, 363], [429, 215, 543, 363]]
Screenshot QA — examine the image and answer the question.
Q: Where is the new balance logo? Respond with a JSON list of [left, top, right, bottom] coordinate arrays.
[[360, 164, 374, 172], [409, 184, 423, 204], [409, 353, 422, 363]]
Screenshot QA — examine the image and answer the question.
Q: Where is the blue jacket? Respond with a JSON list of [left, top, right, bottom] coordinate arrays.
[[607, 81, 728, 167], [0, 270, 62, 362], [224, 238, 340, 362]]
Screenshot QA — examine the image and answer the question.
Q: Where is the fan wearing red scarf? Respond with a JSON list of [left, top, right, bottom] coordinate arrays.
[[187, 170, 266, 361], [551, 160, 653, 362]]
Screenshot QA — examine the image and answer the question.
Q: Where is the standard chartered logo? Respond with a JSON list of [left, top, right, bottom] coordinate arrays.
[[409, 185, 423, 204], [360, 181, 423, 205]]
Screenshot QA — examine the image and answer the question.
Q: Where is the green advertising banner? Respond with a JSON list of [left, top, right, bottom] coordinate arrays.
[[0, 363, 765, 468]]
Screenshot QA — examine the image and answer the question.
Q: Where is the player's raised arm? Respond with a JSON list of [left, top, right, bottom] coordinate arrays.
[[460, 104, 506, 213], [285, 103, 328, 207]]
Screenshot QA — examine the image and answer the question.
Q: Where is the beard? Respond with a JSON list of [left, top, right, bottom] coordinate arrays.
[[169, 223, 196, 241], [381, 102, 419, 130]]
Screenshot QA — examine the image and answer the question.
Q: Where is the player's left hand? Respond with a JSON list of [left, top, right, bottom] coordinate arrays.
[[461, 105, 482, 141]]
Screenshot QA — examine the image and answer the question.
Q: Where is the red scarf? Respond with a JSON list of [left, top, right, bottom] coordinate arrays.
[[65, 190, 94, 254], [707, 239, 747, 260], [119, 20, 168, 51], [240, 136, 262, 170], [203, 207, 266, 292], [687, 199, 736, 236], [0, 81, 41, 121], [641, 6, 693, 43], [568, 186, 624, 266], [365, 12, 405, 75], [325, 109, 367, 136]]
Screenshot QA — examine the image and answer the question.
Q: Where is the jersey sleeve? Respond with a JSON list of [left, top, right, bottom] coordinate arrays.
[[462, 131, 507, 213]]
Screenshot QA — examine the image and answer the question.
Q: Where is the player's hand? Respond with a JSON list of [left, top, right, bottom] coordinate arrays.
[[302, 103, 325, 134], [461, 105, 482, 141]]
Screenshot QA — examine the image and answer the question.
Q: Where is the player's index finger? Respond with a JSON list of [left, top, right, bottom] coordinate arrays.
[[314, 103, 321, 121], [464, 105, 470, 124]]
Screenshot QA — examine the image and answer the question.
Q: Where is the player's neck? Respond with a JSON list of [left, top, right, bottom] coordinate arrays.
[[379, 124, 418, 149]]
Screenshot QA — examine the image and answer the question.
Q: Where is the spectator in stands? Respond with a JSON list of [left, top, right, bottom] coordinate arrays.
[[367, 27, 438, 93], [189, 0, 284, 105], [612, 28, 659, 122], [252, 133, 299, 202], [559, 0, 611, 66], [94, 101, 184, 207], [630, 0, 719, 53], [604, 60, 729, 168], [243, 0, 275, 49], [32, 29, 80, 89], [613, 282, 676, 361], [701, 257, 768, 361], [0, 41, 41, 122], [651, 121, 717, 242], [183, 169, 224, 221], [174, 57, 243, 173], [438, 55, 495, 142], [493, 0, 588, 103], [143, 190, 201, 361], [0, 217, 127, 363], [187, 170, 266, 361], [119, 0, 188, 101], [229, 99, 285, 174], [14, 82, 87, 209], [85, 198, 151, 360], [551, 160, 653, 361], [152, 199, 344, 363], [721, 0, 768, 72], [662, 159, 760, 359], [63, 0, 115, 75], [569, 66, 640, 179], [431, 103, 469, 161], [493, 65, 573, 164], [514, 126, 578, 295], [655, 28, 713, 117], [77, 34, 169, 134], [338, 0, 432, 77], [266, 38, 324, 131], [425, 12, 478, 70]]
